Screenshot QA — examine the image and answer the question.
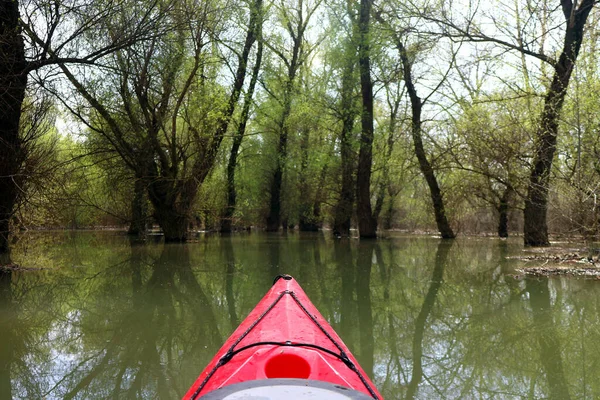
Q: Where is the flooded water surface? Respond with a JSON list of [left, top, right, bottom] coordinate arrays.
[[1, 231, 598, 399]]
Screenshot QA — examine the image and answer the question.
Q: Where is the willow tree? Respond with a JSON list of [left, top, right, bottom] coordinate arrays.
[[56, 0, 259, 241], [0, 0, 162, 253]]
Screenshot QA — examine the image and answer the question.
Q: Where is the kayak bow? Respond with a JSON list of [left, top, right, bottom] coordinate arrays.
[[184, 275, 382, 399]]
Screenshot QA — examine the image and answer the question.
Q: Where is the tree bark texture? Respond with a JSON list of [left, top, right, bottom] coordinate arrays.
[[0, 0, 27, 254], [396, 38, 455, 239], [355, 0, 377, 238], [523, 0, 595, 246], [221, 1, 263, 233]]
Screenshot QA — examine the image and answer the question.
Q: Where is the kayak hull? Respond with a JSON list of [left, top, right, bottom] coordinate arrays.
[[183, 275, 381, 399]]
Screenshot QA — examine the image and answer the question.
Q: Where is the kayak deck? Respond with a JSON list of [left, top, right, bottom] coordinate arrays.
[[184, 275, 381, 399]]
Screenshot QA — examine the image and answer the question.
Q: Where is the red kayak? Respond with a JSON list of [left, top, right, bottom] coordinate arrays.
[[184, 275, 382, 399]]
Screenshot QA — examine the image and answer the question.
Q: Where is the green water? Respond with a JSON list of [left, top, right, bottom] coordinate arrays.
[[0, 231, 598, 399]]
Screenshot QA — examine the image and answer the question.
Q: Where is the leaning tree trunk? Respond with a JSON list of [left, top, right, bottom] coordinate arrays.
[[395, 37, 455, 239], [355, 0, 377, 238], [221, 0, 263, 233], [0, 0, 27, 254], [523, 0, 595, 246]]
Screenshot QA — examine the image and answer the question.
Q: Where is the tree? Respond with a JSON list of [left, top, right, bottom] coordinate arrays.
[[221, 0, 264, 233], [56, 0, 258, 241], [355, 0, 378, 238], [426, 0, 597, 244], [325, 0, 360, 237], [374, 4, 456, 239], [262, 0, 323, 231], [0, 0, 163, 252]]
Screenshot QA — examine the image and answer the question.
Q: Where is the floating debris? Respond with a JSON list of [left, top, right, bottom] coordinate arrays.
[[516, 266, 600, 278]]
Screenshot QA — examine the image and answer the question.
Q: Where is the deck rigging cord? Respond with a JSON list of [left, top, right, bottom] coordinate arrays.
[[191, 275, 379, 399]]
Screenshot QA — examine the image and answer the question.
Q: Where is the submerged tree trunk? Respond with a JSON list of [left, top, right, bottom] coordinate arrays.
[[221, 0, 263, 233], [298, 127, 314, 231], [394, 36, 455, 239], [128, 176, 147, 237], [0, 1, 27, 254], [497, 186, 512, 238], [523, 0, 595, 246], [355, 0, 377, 238], [333, 43, 358, 237]]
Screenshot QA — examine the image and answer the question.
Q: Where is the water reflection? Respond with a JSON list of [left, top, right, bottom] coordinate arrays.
[[0, 268, 13, 399], [404, 240, 451, 400], [4, 233, 600, 399], [527, 278, 571, 400]]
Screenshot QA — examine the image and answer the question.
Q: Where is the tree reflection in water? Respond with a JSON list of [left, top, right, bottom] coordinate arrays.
[[404, 240, 452, 400], [5, 233, 600, 399], [0, 267, 13, 399], [527, 278, 571, 400]]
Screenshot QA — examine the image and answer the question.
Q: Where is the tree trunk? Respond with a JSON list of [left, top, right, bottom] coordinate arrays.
[[355, 0, 377, 238], [332, 52, 358, 237], [497, 186, 512, 238], [523, 0, 595, 246], [394, 37, 455, 239], [298, 127, 321, 232], [221, 0, 263, 233], [0, 0, 27, 254], [332, 20, 359, 238], [266, 19, 302, 232], [146, 167, 196, 241], [373, 97, 399, 224], [127, 176, 147, 237]]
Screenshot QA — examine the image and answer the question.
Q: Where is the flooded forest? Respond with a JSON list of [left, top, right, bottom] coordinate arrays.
[[2, 1, 600, 398], [1, 0, 599, 249]]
